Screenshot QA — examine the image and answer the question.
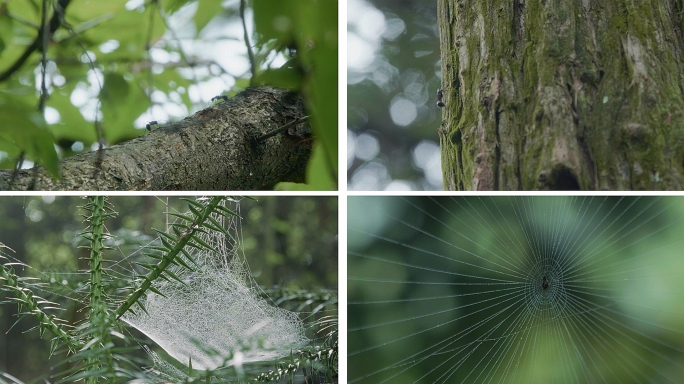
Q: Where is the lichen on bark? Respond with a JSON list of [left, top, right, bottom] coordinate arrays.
[[438, 0, 684, 190]]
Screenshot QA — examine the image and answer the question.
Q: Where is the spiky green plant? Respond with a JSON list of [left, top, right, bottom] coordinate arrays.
[[0, 196, 336, 383]]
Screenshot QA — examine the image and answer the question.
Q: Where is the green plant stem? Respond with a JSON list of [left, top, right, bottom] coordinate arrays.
[[85, 196, 108, 383], [0, 264, 82, 352], [88, 196, 107, 319]]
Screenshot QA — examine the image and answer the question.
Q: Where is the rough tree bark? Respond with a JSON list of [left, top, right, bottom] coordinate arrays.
[[438, 0, 684, 190], [0, 87, 312, 191]]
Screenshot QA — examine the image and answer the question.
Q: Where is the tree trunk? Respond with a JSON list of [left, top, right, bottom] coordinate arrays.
[[438, 0, 684, 190], [0, 87, 312, 191]]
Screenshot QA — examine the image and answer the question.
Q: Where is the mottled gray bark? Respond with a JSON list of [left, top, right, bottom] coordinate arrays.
[[0, 87, 312, 191], [438, 0, 684, 190]]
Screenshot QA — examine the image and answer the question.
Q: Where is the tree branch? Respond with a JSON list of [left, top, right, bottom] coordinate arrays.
[[257, 115, 309, 142], [0, 87, 313, 190]]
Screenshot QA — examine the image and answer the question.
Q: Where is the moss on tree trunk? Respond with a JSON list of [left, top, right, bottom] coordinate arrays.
[[438, 0, 684, 190]]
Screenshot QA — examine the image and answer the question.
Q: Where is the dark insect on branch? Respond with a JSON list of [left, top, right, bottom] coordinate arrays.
[[145, 120, 168, 131], [436, 89, 445, 108], [211, 94, 228, 103]]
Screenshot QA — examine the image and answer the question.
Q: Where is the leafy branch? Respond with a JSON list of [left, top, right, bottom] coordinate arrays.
[[261, 286, 337, 314], [0, 258, 81, 353], [0, 196, 337, 383], [0, 0, 71, 82], [254, 341, 338, 383], [241, 0, 257, 83], [114, 196, 225, 319], [78, 196, 117, 383]]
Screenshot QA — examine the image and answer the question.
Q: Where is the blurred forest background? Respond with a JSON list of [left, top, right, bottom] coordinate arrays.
[[347, 0, 441, 190], [0, 0, 337, 190], [348, 196, 684, 383], [0, 196, 337, 382]]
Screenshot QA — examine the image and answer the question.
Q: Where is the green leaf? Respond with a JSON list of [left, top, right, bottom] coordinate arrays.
[[0, 1, 37, 66], [163, 269, 186, 285], [170, 223, 190, 233], [187, 204, 202, 217], [201, 222, 224, 235], [0, 9, 13, 57], [167, 0, 195, 13], [100, 72, 130, 104], [253, 0, 296, 48], [0, 93, 60, 177], [155, 228, 179, 244], [193, 0, 227, 32], [182, 240, 201, 250], [183, 198, 207, 210], [76, 0, 164, 60], [171, 225, 181, 237], [206, 216, 229, 236], [171, 254, 194, 271], [180, 249, 199, 267], [299, 1, 338, 182], [47, 86, 97, 145], [135, 262, 157, 271], [142, 252, 163, 260], [190, 235, 212, 250], [99, 72, 149, 145], [135, 298, 150, 315], [49, 338, 59, 357], [148, 285, 167, 298], [253, 0, 338, 188], [253, 66, 304, 90], [146, 246, 171, 253], [167, 212, 196, 223], [277, 141, 335, 190], [215, 205, 238, 216]]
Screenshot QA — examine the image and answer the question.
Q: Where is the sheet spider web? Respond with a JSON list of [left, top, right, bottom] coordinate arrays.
[[123, 197, 308, 370]]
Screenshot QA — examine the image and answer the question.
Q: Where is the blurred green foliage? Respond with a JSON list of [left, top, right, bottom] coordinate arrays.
[[0, 0, 337, 189], [0, 196, 337, 381], [347, 0, 441, 190], [348, 196, 684, 383]]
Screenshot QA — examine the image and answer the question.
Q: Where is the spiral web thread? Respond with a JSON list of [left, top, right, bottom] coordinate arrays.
[[348, 196, 684, 383], [123, 198, 308, 370]]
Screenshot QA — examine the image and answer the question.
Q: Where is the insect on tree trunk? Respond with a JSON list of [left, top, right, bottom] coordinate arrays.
[[438, 0, 684, 190]]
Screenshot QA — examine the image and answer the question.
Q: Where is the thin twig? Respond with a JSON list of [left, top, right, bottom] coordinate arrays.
[[145, 0, 156, 108], [0, 0, 71, 82], [240, 0, 257, 84], [27, 0, 51, 190], [38, 0, 49, 112], [61, 22, 105, 183], [155, 3, 201, 102], [256, 116, 310, 142]]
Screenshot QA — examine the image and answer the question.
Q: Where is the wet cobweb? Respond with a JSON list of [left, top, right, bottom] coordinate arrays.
[[4, 197, 326, 382], [348, 196, 684, 383]]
